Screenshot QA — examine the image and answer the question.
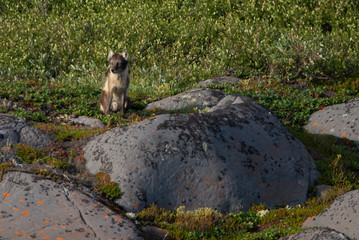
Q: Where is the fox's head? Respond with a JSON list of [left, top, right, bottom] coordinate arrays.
[[108, 50, 129, 74]]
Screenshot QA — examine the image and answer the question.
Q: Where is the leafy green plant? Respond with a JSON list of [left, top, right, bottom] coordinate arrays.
[[34, 123, 104, 142], [95, 172, 123, 200], [15, 144, 47, 164], [137, 203, 176, 224], [15, 144, 68, 169], [0, 163, 13, 181]]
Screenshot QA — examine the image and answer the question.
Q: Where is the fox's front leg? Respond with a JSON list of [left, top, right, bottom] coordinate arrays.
[[100, 81, 113, 115], [120, 89, 125, 114], [113, 88, 125, 114]]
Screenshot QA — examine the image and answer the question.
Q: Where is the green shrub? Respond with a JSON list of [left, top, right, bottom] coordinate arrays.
[[15, 144, 68, 168], [95, 172, 123, 200]]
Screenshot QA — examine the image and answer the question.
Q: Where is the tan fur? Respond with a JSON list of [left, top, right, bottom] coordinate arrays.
[[100, 50, 130, 115]]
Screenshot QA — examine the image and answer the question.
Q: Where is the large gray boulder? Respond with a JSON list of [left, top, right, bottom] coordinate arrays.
[[145, 88, 226, 111], [0, 114, 51, 149], [280, 228, 350, 240], [303, 189, 359, 239], [84, 94, 317, 213], [304, 98, 359, 145], [0, 171, 143, 240]]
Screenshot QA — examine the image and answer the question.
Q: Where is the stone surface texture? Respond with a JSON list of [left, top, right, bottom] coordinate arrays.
[[304, 98, 359, 145], [280, 227, 350, 240], [303, 189, 359, 239], [197, 76, 241, 87], [0, 114, 51, 149], [0, 171, 143, 240], [145, 88, 226, 111], [84, 95, 317, 213], [315, 184, 332, 198], [69, 115, 106, 129]]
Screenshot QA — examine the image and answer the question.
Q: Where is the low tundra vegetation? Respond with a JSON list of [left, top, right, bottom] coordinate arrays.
[[15, 144, 69, 169], [1, 0, 359, 239], [95, 172, 123, 200]]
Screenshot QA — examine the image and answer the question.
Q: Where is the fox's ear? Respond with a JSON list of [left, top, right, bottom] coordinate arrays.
[[121, 51, 129, 61], [108, 50, 115, 60]]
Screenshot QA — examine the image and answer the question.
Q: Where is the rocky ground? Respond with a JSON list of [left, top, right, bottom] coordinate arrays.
[[1, 76, 359, 239]]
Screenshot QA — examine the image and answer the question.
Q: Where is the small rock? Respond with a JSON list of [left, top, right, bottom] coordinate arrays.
[[145, 88, 226, 111], [304, 99, 359, 146], [316, 184, 332, 198], [0, 114, 51, 149], [140, 225, 168, 240], [68, 116, 105, 129], [20, 126, 52, 149], [197, 76, 241, 87]]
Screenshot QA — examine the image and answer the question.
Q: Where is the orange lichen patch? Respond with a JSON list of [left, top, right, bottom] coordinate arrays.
[[19, 199, 25, 203], [15, 231, 22, 236], [104, 215, 109, 218], [37, 201, 44, 205], [115, 218, 122, 222], [312, 122, 318, 126], [44, 220, 50, 223], [94, 204, 98, 208], [53, 227, 59, 230], [3, 193, 10, 198], [60, 226, 66, 229], [0, 229, 4, 232], [22, 211, 30, 215], [57, 238, 64, 240], [133, 203, 138, 209], [13, 208, 19, 211], [4, 200, 10, 203], [306, 216, 314, 220], [40, 230, 45, 234], [322, 130, 326, 134], [342, 133, 347, 137], [42, 236, 50, 239], [129, 164, 133, 168]]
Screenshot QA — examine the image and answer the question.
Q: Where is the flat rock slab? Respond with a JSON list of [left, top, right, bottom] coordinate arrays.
[[280, 227, 350, 240], [197, 76, 241, 87], [303, 189, 359, 239], [84, 94, 317, 213], [304, 98, 359, 145], [0, 171, 143, 240], [0, 114, 51, 149], [145, 88, 226, 111], [69, 116, 106, 129]]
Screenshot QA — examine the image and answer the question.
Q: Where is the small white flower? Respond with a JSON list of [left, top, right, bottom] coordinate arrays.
[[257, 209, 269, 217], [125, 212, 137, 220]]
